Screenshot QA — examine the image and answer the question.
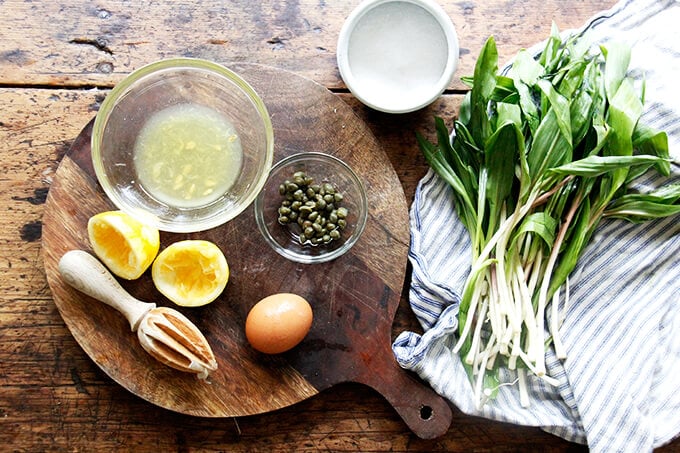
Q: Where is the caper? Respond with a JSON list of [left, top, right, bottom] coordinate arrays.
[[275, 169, 349, 249]]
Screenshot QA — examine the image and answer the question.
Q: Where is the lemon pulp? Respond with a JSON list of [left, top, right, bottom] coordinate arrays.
[[88, 210, 160, 280], [152, 240, 229, 307], [133, 103, 243, 208]]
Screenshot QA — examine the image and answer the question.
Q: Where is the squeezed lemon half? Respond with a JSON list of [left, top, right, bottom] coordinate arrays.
[[88, 210, 160, 280], [152, 240, 229, 307]]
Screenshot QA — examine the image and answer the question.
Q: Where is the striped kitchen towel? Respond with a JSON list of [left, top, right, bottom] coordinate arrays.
[[392, 0, 680, 451]]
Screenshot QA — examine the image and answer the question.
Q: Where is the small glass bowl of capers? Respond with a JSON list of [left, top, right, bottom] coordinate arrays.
[[254, 152, 368, 263]]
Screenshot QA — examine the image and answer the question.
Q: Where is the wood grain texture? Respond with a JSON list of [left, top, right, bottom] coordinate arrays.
[[41, 65, 452, 439], [0, 86, 582, 453], [4, 88, 679, 453], [0, 0, 614, 90], [4, 0, 680, 451]]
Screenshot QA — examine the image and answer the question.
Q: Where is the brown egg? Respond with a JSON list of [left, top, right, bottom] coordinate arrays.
[[245, 293, 313, 354]]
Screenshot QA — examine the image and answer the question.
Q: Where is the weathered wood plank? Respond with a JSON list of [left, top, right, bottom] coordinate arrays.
[[0, 86, 573, 452], [3, 87, 677, 452], [5, 0, 680, 450], [0, 0, 615, 89]]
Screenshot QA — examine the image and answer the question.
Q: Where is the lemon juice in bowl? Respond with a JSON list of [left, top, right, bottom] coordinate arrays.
[[133, 103, 243, 209]]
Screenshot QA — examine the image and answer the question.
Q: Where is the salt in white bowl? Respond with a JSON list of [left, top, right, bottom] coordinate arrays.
[[337, 0, 459, 114]]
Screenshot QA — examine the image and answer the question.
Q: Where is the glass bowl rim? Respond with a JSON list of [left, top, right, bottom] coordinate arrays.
[[254, 152, 369, 264], [91, 57, 275, 233]]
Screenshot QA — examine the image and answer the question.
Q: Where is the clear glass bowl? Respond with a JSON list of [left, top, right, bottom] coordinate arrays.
[[254, 152, 368, 264], [91, 58, 274, 233]]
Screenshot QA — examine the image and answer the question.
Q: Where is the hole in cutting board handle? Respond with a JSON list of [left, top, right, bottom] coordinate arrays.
[[419, 405, 433, 420], [362, 361, 453, 439]]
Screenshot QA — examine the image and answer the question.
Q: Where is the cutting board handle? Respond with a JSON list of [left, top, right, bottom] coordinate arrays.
[[358, 349, 452, 439]]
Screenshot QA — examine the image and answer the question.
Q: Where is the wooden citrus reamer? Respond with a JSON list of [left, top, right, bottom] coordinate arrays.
[[58, 250, 218, 379]]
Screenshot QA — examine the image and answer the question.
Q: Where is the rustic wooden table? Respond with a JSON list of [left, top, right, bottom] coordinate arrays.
[[2, 1, 679, 451]]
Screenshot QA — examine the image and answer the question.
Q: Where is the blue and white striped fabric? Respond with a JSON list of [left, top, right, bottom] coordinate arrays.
[[392, 1, 680, 451]]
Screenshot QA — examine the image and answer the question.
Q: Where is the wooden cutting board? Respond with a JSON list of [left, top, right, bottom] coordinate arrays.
[[42, 64, 452, 439]]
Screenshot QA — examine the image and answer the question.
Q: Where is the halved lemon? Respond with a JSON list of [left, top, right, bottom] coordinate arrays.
[[88, 210, 160, 280], [152, 240, 229, 307]]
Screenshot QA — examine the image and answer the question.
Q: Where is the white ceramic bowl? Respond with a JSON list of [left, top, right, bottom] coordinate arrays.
[[337, 0, 459, 114]]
